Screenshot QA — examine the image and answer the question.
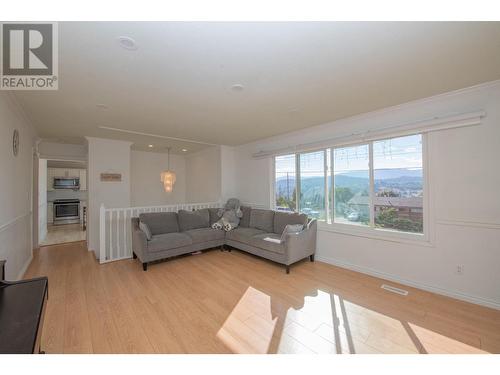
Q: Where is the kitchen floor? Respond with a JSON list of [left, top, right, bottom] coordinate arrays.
[[40, 224, 86, 246]]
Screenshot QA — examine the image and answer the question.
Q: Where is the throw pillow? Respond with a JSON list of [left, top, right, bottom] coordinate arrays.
[[280, 223, 304, 242], [139, 221, 152, 241]]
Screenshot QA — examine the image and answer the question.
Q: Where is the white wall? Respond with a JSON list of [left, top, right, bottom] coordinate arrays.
[[233, 149, 272, 208], [0, 93, 37, 280], [185, 146, 222, 203], [38, 159, 48, 243], [131, 150, 186, 206], [231, 80, 500, 309], [38, 140, 87, 161], [86, 137, 132, 254], [220, 145, 238, 202]]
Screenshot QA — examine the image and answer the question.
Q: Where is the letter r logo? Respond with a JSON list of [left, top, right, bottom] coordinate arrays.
[[2, 23, 53, 75]]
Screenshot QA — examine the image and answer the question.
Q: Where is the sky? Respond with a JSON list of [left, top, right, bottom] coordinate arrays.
[[275, 134, 422, 176]]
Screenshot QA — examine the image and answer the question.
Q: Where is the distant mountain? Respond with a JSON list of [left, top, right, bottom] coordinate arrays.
[[276, 168, 422, 201], [373, 168, 422, 180], [337, 168, 422, 180]]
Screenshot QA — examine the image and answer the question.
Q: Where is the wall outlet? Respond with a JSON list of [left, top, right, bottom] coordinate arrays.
[[456, 265, 464, 275]]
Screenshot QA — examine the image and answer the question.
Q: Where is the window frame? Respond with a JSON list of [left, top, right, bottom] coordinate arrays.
[[272, 132, 430, 243]]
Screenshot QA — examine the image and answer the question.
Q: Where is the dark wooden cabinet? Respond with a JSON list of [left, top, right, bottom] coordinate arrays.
[[0, 260, 48, 354]]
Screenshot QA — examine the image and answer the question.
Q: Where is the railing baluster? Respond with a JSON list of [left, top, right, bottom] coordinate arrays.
[[114, 210, 118, 260], [122, 210, 126, 259], [108, 211, 111, 261], [109, 211, 113, 261], [128, 209, 132, 257], [116, 211, 120, 260], [113, 210, 116, 260]]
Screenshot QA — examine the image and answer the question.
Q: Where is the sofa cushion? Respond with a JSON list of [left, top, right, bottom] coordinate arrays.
[[249, 233, 286, 254], [139, 221, 152, 240], [239, 206, 252, 228], [249, 209, 274, 233], [184, 228, 225, 243], [225, 227, 265, 243], [139, 212, 179, 235], [178, 209, 210, 231], [273, 211, 308, 235], [208, 208, 221, 226], [147, 232, 192, 253]]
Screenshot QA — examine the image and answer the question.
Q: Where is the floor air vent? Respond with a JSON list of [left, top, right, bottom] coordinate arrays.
[[381, 284, 409, 296]]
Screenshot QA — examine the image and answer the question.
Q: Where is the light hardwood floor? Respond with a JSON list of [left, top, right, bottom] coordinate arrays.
[[25, 241, 500, 354]]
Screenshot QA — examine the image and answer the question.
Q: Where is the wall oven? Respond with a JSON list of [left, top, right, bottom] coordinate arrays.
[[53, 199, 80, 225], [53, 177, 80, 190]]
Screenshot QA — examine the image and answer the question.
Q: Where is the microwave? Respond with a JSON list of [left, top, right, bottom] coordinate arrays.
[[53, 177, 80, 190]]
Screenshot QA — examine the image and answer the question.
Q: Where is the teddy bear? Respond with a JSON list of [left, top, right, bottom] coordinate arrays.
[[212, 198, 243, 231]]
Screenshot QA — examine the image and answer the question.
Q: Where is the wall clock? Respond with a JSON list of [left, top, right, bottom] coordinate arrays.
[[13, 129, 19, 156]]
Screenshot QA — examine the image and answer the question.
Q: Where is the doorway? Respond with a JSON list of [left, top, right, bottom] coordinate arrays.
[[37, 159, 88, 246]]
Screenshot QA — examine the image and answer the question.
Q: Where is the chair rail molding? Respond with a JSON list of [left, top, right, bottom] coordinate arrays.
[[436, 219, 500, 230], [0, 212, 32, 233]]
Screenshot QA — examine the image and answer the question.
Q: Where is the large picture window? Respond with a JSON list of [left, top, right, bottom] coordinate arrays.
[[273, 133, 425, 237]]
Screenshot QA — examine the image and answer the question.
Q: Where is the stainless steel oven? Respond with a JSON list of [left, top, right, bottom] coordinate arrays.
[[53, 199, 80, 225], [53, 177, 80, 190]]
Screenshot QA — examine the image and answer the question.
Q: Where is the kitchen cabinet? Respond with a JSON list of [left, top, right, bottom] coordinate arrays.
[[79, 169, 87, 191], [47, 168, 55, 191]]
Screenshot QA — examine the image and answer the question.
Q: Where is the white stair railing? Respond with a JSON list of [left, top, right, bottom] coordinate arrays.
[[99, 202, 220, 264]]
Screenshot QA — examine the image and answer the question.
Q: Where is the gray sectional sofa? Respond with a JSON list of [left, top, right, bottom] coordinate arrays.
[[131, 206, 317, 273]]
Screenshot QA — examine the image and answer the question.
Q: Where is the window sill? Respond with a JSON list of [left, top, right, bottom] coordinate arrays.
[[317, 221, 434, 247]]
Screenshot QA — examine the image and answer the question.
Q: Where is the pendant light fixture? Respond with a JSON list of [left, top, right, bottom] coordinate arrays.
[[160, 147, 176, 193]]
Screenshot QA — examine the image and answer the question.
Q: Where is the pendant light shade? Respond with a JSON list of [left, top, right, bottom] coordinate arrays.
[[161, 147, 176, 193]]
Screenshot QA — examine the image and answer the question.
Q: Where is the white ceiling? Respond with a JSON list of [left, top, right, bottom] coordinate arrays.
[[14, 22, 500, 153]]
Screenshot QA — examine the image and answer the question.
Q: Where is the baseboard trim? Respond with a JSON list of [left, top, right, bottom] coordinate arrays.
[[16, 253, 33, 281], [316, 254, 500, 311]]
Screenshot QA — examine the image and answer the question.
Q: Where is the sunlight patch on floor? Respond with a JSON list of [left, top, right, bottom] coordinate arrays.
[[216, 286, 277, 353], [217, 287, 488, 354], [278, 290, 487, 354], [279, 291, 385, 354]]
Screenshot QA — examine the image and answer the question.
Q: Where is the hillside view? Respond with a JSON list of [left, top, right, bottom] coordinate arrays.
[[276, 168, 423, 232]]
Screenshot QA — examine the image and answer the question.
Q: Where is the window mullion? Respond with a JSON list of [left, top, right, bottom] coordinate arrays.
[[369, 142, 375, 227], [323, 149, 328, 223], [330, 148, 335, 224], [295, 153, 300, 213]]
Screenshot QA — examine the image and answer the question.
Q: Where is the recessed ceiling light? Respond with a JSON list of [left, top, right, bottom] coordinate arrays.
[[148, 144, 154, 148], [117, 36, 138, 51], [231, 84, 244, 92], [181, 149, 188, 152]]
